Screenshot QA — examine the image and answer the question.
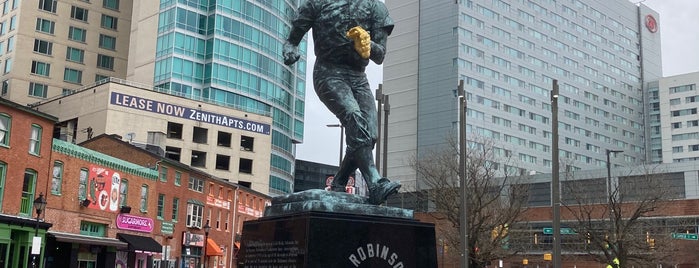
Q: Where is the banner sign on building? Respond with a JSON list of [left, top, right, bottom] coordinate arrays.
[[86, 165, 121, 212], [110, 92, 271, 135], [116, 213, 154, 233], [206, 196, 231, 210], [183, 232, 205, 247]]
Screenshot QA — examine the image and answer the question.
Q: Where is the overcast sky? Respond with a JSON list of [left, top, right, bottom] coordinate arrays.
[[295, 0, 699, 166]]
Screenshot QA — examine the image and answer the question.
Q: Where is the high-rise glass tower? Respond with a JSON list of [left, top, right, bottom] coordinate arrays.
[[0, 0, 306, 195], [383, 0, 662, 190], [127, 0, 307, 195]]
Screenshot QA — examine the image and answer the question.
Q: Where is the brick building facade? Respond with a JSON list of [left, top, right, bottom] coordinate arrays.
[[1, 97, 269, 268], [0, 97, 56, 268]]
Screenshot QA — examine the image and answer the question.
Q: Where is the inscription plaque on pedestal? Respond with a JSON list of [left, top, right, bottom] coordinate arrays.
[[238, 211, 437, 268]]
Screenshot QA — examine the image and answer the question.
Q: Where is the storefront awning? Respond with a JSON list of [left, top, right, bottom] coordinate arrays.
[[206, 238, 224, 256], [117, 233, 162, 253], [49, 231, 127, 248]]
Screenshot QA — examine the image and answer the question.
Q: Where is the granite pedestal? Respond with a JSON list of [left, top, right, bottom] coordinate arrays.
[[237, 190, 436, 267]]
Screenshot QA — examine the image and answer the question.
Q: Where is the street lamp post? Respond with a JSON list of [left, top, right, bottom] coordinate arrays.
[[202, 220, 211, 268], [32, 192, 47, 268], [551, 80, 561, 268], [606, 149, 622, 268], [376, 85, 384, 174], [457, 80, 468, 268], [326, 124, 344, 166], [382, 94, 390, 178]]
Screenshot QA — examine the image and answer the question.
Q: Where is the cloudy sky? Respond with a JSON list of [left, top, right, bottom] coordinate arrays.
[[295, 0, 699, 166]]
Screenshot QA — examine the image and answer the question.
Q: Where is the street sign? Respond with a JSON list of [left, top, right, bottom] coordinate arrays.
[[543, 227, 576, 235], [671, 233, 698, 240]]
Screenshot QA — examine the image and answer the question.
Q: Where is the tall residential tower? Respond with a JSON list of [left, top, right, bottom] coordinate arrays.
[[384, 0, 662, 190]]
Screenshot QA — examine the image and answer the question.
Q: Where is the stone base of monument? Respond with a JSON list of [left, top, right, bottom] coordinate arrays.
[[237, 190, 437, 268]]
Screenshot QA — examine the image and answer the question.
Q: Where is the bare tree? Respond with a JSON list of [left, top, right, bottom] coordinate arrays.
[[409, 136, 530, 268], [561, 165, 679, 267]]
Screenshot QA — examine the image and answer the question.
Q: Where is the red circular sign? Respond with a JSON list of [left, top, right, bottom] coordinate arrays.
[[645, 14, 657, 33]]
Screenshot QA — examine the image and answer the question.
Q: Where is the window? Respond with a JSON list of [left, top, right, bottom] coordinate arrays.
[[95, 74, 108, 82], [68, 26, 86, 42], [158, 166, 168, 182], [64, 68, 83, 84], [103, 0, 119, 10], [157, 194, 165, 219], [241, 136, 254, 151], [0, 113, 9, 146], [101, 14, 118, 30], [186, 202, 204, 228], [191, 150, 206, 167], [78, 168, 88, 200], [29, 82, 48, 98], [167, 122, 183, 139], [215, 154, 230, 170], [140, 185, 148, 212], [97, 54, 114, 70], [1, 80, 7, 96], [192, 126, 208, 143], [188, 177, 204, 192], [670, 84, 696, 94], [0, 162, 5, 208], [70, 6, 88, 21], [9, 16, 15, 31], [21, 169, 37, 215], [225, 211, 230, 231], [80, 221, 106, 237], [33, 39, 53, 55], [51, 161, 63, 195], [217, 131, 232, 147], [119, 179, 128, 207], [172, 197, 179, 221], [3, 58, 11, 73], [6, 36, 13, 52], [66, 47, 85, 63], [174, 171, 182, 186], [31, 61, 51, 76], [29, 124, 42, 155], [216, 210, 221, 229], [38, 0, 57, 12], [99, 34, 116, 50], [36, 18, 55, 34], [239, 158, 253, 174]]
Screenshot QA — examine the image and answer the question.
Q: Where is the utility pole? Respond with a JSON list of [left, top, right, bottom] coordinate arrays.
[[376, 84, 384, 175]]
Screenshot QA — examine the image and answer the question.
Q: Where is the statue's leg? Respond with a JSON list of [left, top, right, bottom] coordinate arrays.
[[346, 75, 400, 204], [313, 64, 361, 192]]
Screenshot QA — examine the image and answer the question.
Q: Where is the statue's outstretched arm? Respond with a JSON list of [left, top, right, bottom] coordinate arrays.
[[284, 1, 316, 65]]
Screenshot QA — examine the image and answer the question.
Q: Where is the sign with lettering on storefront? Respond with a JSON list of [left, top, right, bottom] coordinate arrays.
[[161, 221, 174, 235], [183, 232, 205, 247], [116, 213, 154, 233]]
